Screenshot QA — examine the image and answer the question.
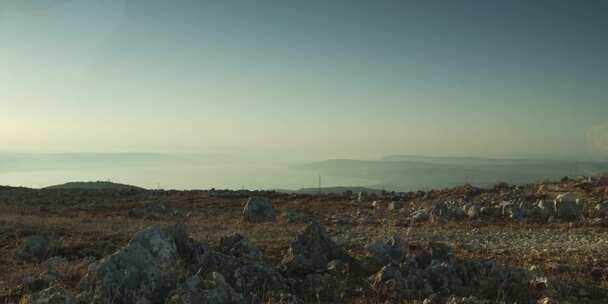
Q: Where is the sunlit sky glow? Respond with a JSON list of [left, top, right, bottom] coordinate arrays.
[[1, 0, 607, 160]]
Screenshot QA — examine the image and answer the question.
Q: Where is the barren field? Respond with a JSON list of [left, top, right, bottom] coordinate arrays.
[[2, 176, 608, 303]]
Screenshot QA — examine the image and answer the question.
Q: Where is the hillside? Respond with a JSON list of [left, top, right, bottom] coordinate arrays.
[[44, 181, 145, 190], [298, 157, 608, 190]]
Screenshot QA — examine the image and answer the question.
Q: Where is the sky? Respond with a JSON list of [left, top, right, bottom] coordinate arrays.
[[1, 0, 607, 160]]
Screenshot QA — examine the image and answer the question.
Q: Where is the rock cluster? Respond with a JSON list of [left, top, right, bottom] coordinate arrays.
[[282, 221, 350, 275], [409, 192, 585, 224], [366, 237, 540, 302], [74, 222, 300, 304]]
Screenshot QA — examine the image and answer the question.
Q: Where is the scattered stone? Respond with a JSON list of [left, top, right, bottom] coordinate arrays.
[[243, 197, 276, 223], [17, 235, 50, 261]]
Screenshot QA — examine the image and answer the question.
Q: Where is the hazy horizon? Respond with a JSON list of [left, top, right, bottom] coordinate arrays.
[[1, 1, 607, 189]]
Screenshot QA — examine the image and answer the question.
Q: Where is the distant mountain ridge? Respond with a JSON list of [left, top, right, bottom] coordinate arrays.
[[298, 156, 608, 191]]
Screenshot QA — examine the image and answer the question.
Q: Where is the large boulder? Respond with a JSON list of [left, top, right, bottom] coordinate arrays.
[[243, 197, 276, 223], [283, 221, 348, 274], [21, 287, 76, 304], [128, 226, 179, 260], [79, 227, 179, 304], [17, 235, 50, 261], [554, 193, 581, 220]]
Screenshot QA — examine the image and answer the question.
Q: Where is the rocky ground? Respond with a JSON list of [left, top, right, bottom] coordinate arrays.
[[1, 175, 608, 303]]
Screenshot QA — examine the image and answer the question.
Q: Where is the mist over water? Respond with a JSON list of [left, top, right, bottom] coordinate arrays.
[[2, 152, 607, 191], [0, 153, 373, 190]]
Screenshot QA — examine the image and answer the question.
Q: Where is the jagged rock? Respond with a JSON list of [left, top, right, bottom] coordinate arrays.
[[388, 201, 403, 211], [164, 223, 210, 264], [218, 234, 263, 261], [78, 227, 178, 304], [365, 236, 408, 265], [128, 226, 178, 260], [367, 241, 533, 301], [243, 197, 276, 223], [554, 193, 580, 220], [195, 246, 292, 298], [17, 235, 50, 261], [170, 271, 244, 304], [21, 287, 76, 304], [283, 221, 348, 274]]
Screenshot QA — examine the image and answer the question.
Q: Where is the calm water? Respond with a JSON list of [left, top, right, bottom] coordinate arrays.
[[0, 153, 375, 190]]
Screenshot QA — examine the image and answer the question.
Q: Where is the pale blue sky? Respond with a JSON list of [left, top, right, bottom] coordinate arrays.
[[1, 0, 607, 159]]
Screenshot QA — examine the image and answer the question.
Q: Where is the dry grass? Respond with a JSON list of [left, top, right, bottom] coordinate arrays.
[[0, 184, 607, 303]]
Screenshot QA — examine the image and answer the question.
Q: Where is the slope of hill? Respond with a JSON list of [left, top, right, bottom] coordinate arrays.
[[45, 181, 145, 190], [298, 157, 608, 191]]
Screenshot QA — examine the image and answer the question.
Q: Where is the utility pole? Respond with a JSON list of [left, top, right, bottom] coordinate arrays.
[[318, 175, 322, 194]]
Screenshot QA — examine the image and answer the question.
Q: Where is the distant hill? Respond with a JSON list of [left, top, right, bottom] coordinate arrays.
[[45, 181, 145, 190], [297, 157, 608, 191], [275, 186, 383, 195]]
